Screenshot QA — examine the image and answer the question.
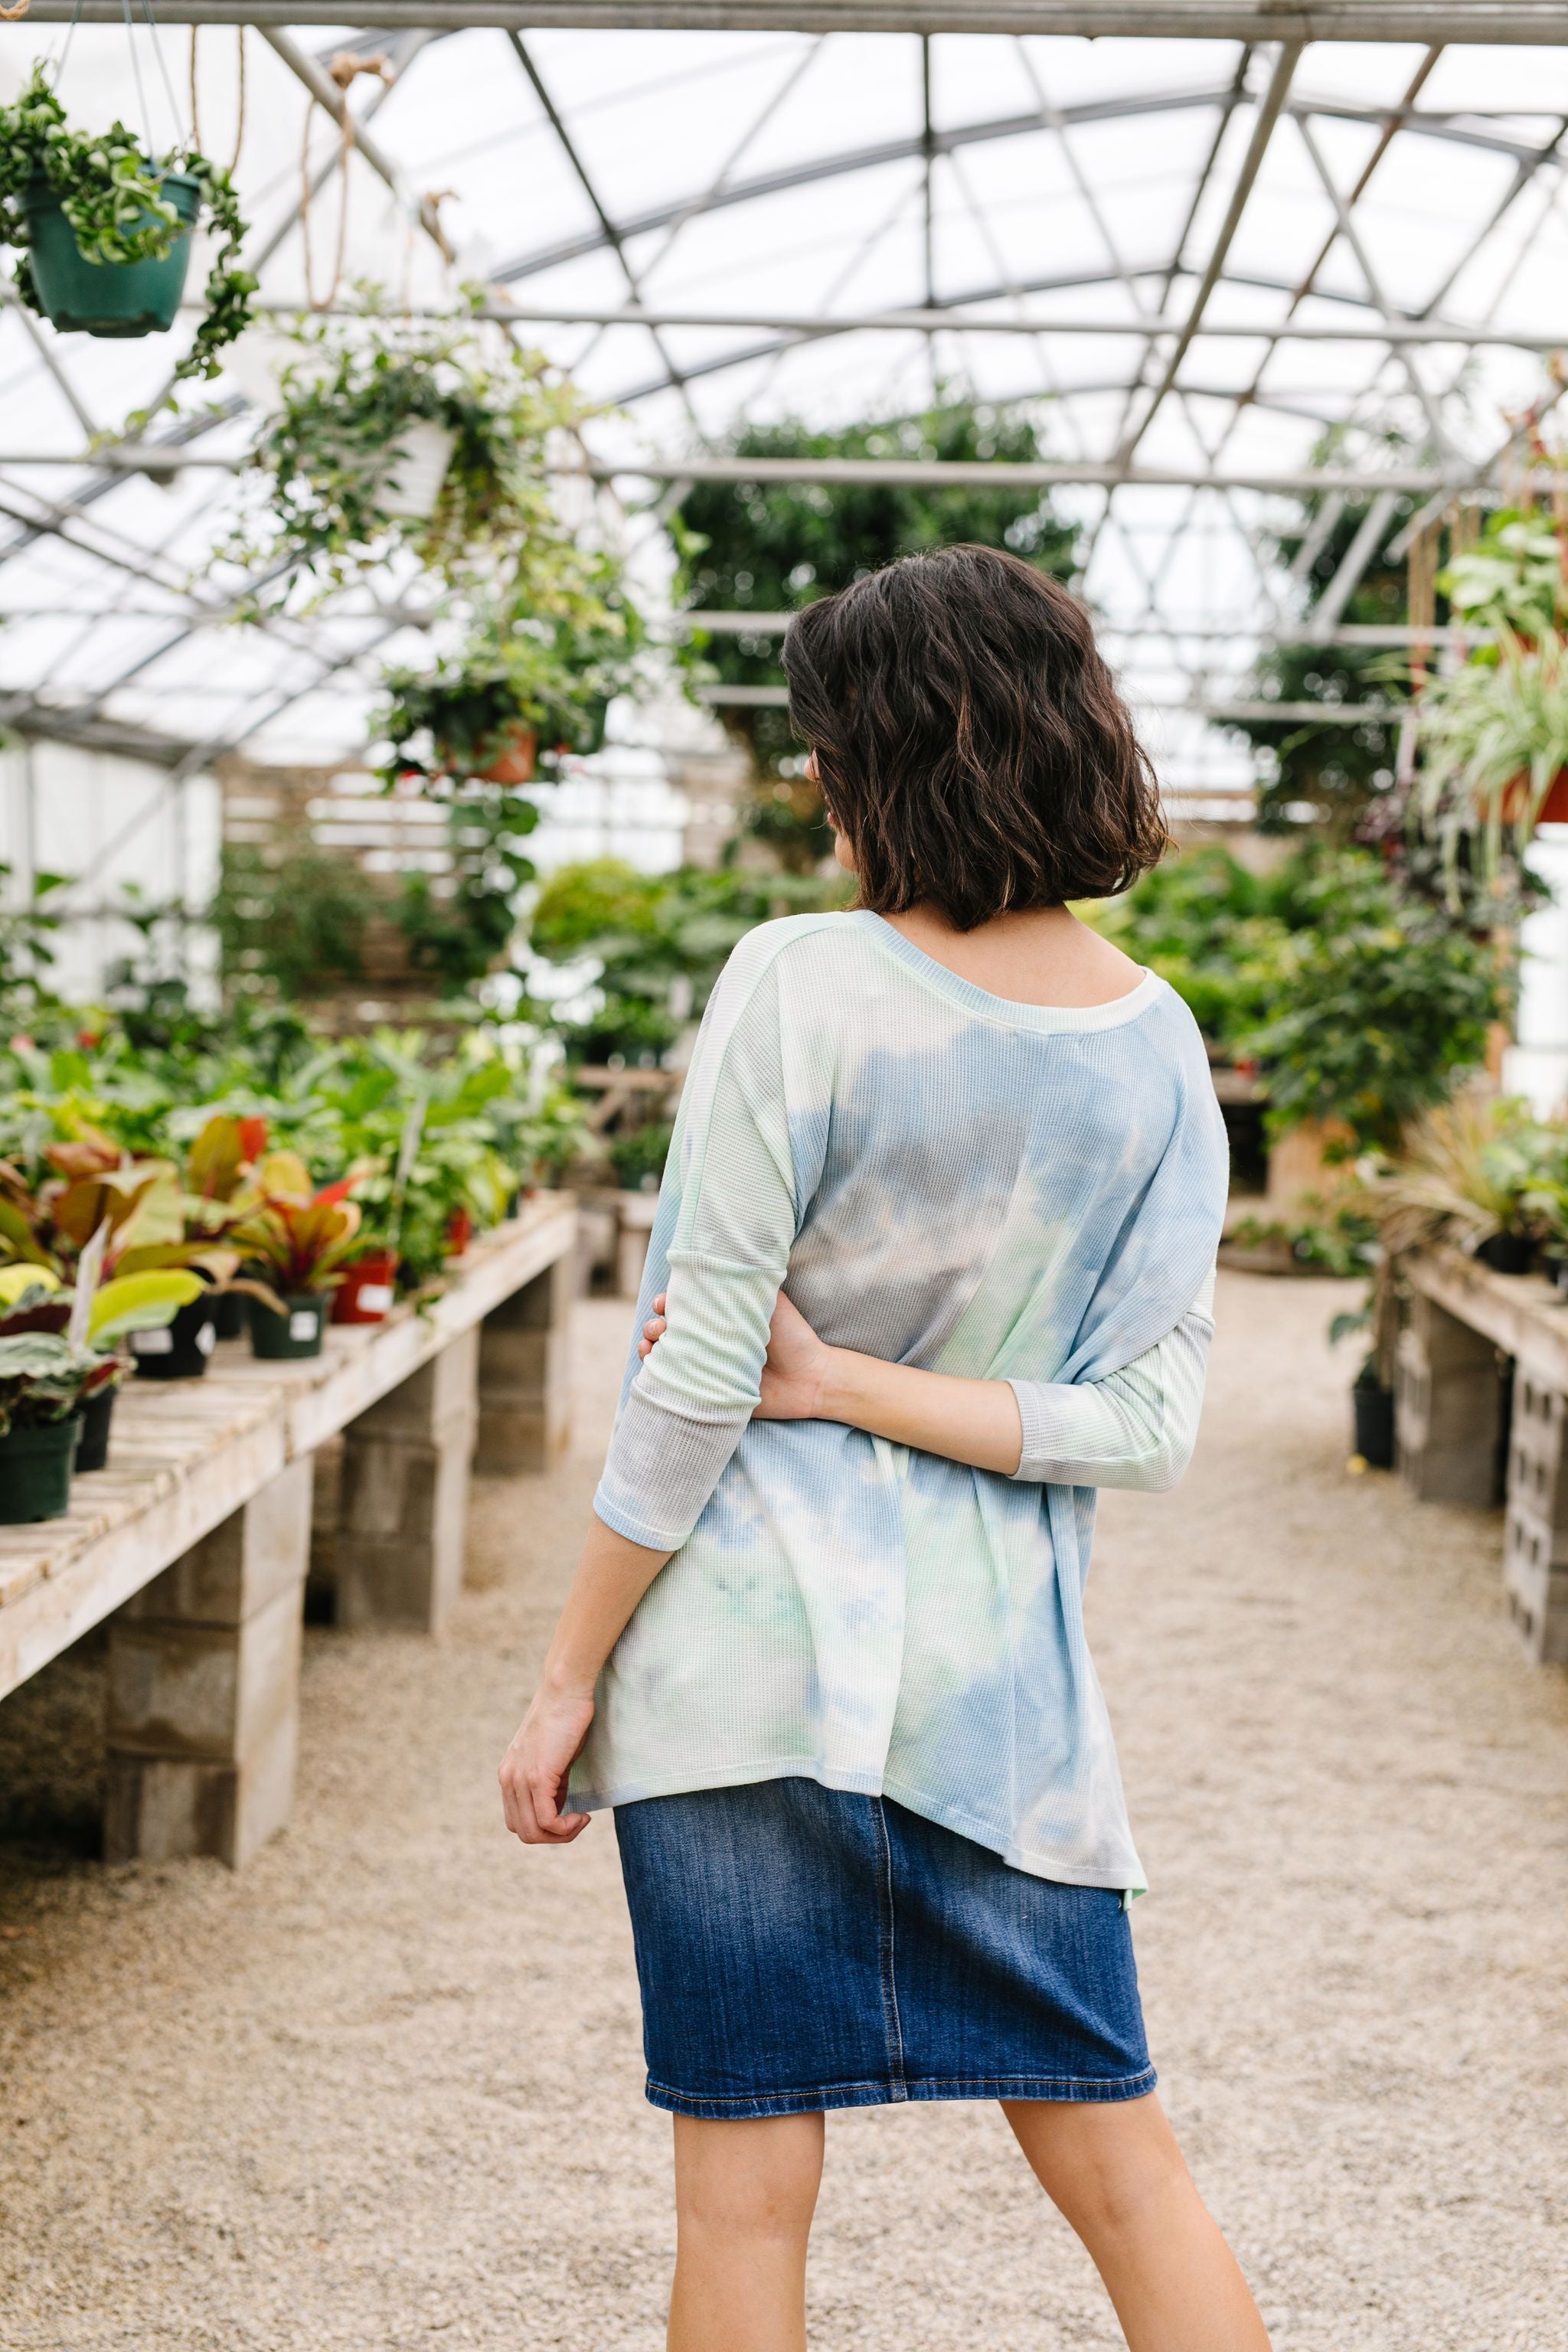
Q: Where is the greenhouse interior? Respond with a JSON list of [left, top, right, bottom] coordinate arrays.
[[2, 6, 1566, 2347]]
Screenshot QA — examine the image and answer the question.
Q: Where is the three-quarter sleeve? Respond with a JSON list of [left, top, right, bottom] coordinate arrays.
[[1007, 1272, 1215, 1493], [592, 948, 802, 1552]]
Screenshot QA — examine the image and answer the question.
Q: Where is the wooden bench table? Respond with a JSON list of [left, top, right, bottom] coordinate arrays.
[[0, 1196, 577, 1867]]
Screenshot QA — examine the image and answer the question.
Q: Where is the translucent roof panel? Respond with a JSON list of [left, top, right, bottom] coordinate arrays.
[[5, 17, 1568, 814]]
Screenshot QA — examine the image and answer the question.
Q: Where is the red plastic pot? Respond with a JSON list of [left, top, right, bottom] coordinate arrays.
[[332, 1252, 400, 1325], [446, 1207, 474, 1256]]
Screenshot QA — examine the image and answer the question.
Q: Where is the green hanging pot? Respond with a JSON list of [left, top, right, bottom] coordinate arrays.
[[23, 172, 200, 338], [0, 1416, 79, 1525]]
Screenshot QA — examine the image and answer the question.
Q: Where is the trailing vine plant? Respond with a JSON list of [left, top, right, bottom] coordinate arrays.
[[222, 289, 605, 611], [0, 66, 256, 399]]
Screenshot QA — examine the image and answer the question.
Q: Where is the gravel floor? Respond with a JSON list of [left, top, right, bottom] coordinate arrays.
[[1, 1273, 1565, 2350]]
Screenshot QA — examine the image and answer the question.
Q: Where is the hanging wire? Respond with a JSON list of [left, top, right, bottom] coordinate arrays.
[[119, 0, 158, 164], [46, 0, 86, 89], [139, 0, 188, 159]]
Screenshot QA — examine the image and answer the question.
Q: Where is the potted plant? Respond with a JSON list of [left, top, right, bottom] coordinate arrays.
[[0, 67, 253, 393], [228, 1154, 361, 1360], [0, 1130, 256, 1380], [374, 586, 639, 789], [222, 296, 603, 609], [1366, 1095, 1556, 1272], [1415, 629, 1568, 892], [0, 1249, 204, 1511]]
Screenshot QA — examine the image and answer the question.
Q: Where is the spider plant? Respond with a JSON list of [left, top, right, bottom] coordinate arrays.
[[1415, 629, 1568, 895]]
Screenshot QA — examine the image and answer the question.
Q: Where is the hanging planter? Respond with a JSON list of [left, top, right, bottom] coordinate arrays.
[[0, 68, 255, 399], [222, 297, 599, 608], [23, 168, 199, 338], [469, 723, 538, 786], [377, 420, 458, 521]]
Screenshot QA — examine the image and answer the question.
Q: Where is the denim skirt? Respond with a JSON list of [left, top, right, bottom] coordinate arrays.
[[612, 1776, 1155, 2118]]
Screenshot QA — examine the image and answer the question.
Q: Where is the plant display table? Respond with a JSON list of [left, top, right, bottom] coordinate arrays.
[[0, 1198, 576, 1868], [1399, 1248, 1568, 1665]]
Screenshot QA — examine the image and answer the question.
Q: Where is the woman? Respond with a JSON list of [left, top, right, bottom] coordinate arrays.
[[500, 545, 1267, 2352]]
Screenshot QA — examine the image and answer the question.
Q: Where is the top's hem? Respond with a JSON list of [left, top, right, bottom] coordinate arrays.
[[575, 1752, 1146, 1895]]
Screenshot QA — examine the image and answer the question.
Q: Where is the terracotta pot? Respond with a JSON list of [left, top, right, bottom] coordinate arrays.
[[1501, 769, 1568, 825], [446, 1207, 474, 1256], [332, 1252, 400, 1325], [473, 724, 537, 786]]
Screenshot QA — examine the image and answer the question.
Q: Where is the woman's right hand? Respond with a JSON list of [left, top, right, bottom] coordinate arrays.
[[498, 1676, 596, 1844], [639, 1288, 834, 1422]]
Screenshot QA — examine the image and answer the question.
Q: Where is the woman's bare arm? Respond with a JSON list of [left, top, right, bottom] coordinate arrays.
[[498, 1515, 671, 1845], [641, 1287, 1025, 1470], [639, 1283, 1212, 1493]]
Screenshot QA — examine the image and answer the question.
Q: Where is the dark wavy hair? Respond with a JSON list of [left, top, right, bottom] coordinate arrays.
[[781, 544, 1167, 929]]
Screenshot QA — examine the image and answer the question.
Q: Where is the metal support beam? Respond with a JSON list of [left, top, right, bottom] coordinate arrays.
[[1116, 41, 1302, 466], [0, 449, 1521, 496], [186, 292, 1568, 348], [16, 4, 1568, 39]]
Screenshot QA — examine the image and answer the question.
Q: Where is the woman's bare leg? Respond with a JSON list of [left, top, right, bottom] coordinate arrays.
[[668, 2112, 825, 2352], [1004, 2095, 1271, 2352]]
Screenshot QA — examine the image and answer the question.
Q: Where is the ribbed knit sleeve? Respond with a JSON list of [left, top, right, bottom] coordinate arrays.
[[1008, 1274, 1216, 1493], [593, 943, 803, 1553]]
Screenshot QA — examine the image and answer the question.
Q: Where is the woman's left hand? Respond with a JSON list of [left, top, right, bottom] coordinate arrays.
[[639, 1287, 834, 1421]]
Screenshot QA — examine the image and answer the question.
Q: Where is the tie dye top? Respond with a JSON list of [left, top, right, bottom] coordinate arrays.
[[573, 910, 1230, 1891]]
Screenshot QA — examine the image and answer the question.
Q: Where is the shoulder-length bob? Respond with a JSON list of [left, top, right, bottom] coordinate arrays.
[[781, 544, 1167, 930]]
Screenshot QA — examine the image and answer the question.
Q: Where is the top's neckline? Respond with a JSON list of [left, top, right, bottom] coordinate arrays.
[[850, 910, 1162, 1033]]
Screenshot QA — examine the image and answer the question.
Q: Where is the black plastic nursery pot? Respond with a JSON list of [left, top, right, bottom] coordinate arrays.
[[75, 1387, 116, 1473], [1476, 1230, 1534, 1276], [213, 1288, 248, 1341], [1352, 1374, 1396, 1470], [23, 173, 199, 338], [249, 1292, 327, 1361], [131, 1295, 219, 1380], [0, 1417, 78, 1524]]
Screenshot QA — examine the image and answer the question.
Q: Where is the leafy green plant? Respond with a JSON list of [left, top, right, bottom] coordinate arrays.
[[1414, 629, 1568, 893], [673, 402, 1078, 866], [1224, 1197, 1380, 1277], [1240, 874, 1505, 1149], [1440, 509, 1568, 639], [374, 584, 642, 787], [227, 1152, 361, 1295], [223, 292, 605, 609], [209, 841, 377, 1002], [606, 1122, 673, 1193], [0, 65, 254, 400], [1367, 1093, 1565, 1259], [393, 786, 541, 992], [528, 860, 848, 1064], [0, 863, 69, 1023]]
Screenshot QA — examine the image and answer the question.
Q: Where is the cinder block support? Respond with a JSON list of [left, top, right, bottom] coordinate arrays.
[[1504, 1367, 1568, 1664], [1395, 1291, 1506, 1507], [335, 1328, 479, 1633], [105, 1457, 312, 1869], [475, 1255, 573, 1475]]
